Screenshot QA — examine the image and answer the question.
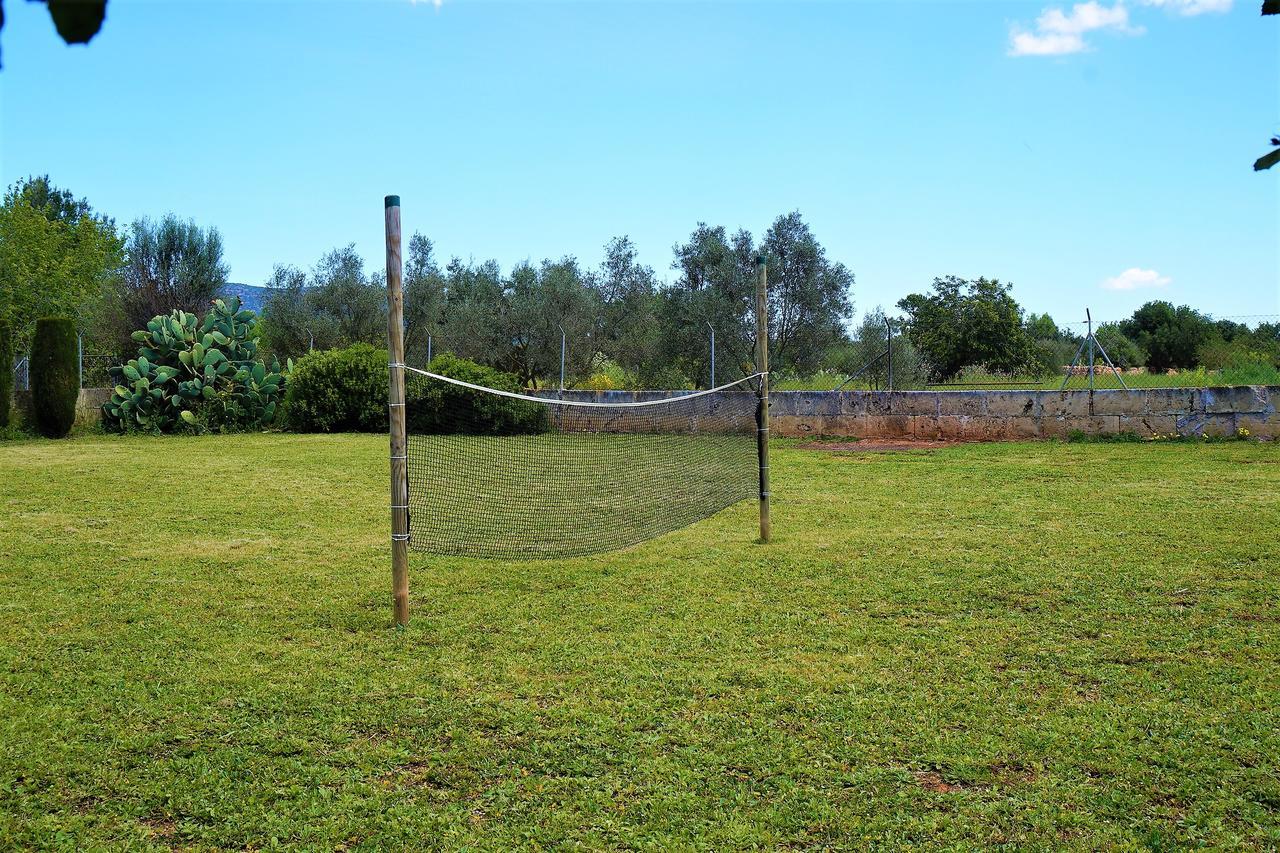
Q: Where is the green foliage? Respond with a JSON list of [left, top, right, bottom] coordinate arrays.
[[659, 214, 854, 386], [1220, 361, 1280, 386], [29, 317, 78, 438], [283, 344, 389, 433], [1093, 323, 1145, 368], [897, 276, 1043, 380], [839, 308, 931, 390], [572, 358, 637, 391], [259, 246, 387, 362], [1119, 301, 1214, 373], [407, 353, 548, 435], [0, 177, 124, 352], [0, 320, 11, 429], [118, 214, 228, 343], [101, 297, 287, 433]]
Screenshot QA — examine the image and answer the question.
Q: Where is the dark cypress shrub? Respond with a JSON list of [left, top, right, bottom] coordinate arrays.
[[30, 317, 79, 438], [0, 321, 12, 429]]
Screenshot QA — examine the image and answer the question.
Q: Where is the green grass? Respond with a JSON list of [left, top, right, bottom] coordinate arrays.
[[2, 433, 1279, 849]]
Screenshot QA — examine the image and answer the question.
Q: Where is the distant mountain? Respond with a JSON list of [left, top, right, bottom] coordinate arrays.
[[219, 282, 270, 315]]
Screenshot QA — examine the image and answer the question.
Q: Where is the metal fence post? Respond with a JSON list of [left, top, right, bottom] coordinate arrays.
[[559, 324, 566, 391], [884, 315, 893, 392], [706, 321, 715, 388]]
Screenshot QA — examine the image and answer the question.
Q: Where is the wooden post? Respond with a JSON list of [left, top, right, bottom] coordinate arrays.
[[385, 195, 411, 626], [755, 256, 771, 543]]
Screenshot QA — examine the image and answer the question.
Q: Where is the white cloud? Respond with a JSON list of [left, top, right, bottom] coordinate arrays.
[[1009, 2, 1142, 57], [1138, 0, 1232, 15], [1102, 268, 1173, 290]]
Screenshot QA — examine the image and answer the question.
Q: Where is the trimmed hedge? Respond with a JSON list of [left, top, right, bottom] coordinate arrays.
[[0, 320, 12, 429], [30, 317, 78, 438], [407, 352, 547, 435], [284, 344, 389, 432]]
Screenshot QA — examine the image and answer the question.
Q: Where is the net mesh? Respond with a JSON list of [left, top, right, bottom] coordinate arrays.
[[402, 368, 763, 559]]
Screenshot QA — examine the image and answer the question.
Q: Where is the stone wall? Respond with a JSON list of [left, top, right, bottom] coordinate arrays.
[[539, 386, 1279, 440], [13, 387, 112, 429]]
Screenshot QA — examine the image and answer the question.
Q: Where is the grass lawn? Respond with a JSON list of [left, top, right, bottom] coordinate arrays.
[[2, 433, 1279, 848]]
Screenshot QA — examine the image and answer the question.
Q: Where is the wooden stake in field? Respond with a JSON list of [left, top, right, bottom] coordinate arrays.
[[755, 255, 771, 543], [384, 195, 411, 626]]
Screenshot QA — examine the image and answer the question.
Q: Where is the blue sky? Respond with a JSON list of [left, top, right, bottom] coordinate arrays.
[[2, 0, 1276, 326]]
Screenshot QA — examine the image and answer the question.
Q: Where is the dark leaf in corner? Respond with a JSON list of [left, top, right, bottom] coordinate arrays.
[[45, 0, 107, 45]]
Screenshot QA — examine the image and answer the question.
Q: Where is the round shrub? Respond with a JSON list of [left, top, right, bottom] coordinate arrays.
[[408, 352, 547, 435], [284, 343, 389, 432], [0, 320, 12, 429], [30, 317, 78, 438]]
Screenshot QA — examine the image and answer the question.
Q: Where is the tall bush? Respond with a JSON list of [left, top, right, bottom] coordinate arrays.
[[407, 353, 547, 435], [0, 320, 12, 429], [30, 317, 78, 437], [102, 296, 287, 433], [283, 343, 389, 432]]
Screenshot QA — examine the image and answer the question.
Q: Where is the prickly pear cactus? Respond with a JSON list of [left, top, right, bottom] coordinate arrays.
[[102, 297, 292, 433]]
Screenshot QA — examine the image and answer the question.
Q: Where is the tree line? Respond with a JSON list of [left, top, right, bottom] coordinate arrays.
[[895, 275, 1280, 381], [3, 174, 1276, 393]]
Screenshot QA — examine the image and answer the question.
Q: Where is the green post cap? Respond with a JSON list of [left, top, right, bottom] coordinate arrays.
[[385, 195, 401, 208]]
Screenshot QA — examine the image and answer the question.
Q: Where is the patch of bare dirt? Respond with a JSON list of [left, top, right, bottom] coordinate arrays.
[[913, 770, 962, 793], [799, 439, 963, 452]]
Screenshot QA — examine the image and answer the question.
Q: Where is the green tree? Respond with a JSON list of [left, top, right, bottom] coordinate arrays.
[[403, 234, 447, 366], [259, 264, 335, 360], [120, 214, 228, 338], [662, 212, 853, 385], [1118, 301, 1213, 373], [588, 236, 659, 381], [0, 177, 124, 352], [0, 320, 12, 428], [897, 276, 1042, 380], [1093, 323, 1144, 368], [758, 211, 855, 376], [843, 308, 929, 389], [505, 257, 599, 387], [307, 245, 386, 347], [434, 257, 509, 370], [29, 316, 78, 437], [259, 246, 386, 361]]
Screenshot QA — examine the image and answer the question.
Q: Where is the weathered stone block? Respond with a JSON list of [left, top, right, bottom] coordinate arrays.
[[887, 392, 938, 416], [931, 391, 985, 416], [862, 415, 913, 439], [912, 417, 941, 440], [1195, 386, 1271, 414], [840, 392, 869, 416], [1038, 391, 1092, 418], [1143, 388, 1195, 415], [1091, 390, 1149, 416], [934, 415, 1008, 441], [1006, 416, 1041, 439], [1118, 414, 1178, 438], [981, 391, 1039, 418], [864, 392, 893, 416], [772, 415, 820, 437], [1178, 412, 1235, 437], [1043, 414, 1135, 439], [1235, 414, 1280, 440]]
